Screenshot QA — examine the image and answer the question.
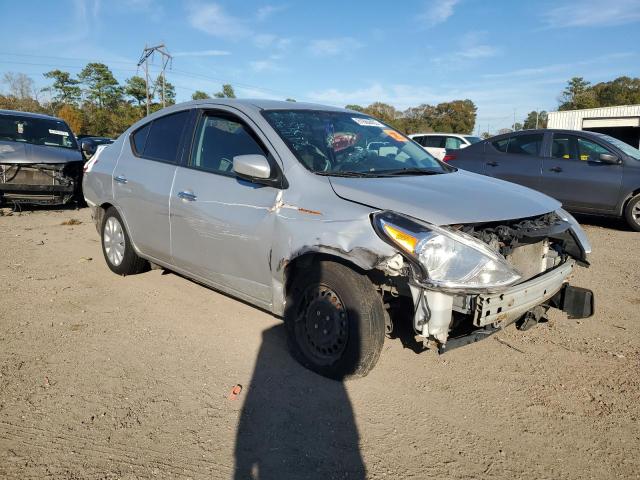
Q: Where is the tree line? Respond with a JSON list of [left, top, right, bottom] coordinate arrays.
[[1, 63, 638, 139]]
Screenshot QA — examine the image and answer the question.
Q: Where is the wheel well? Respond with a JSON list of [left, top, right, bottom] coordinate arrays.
[[621, 188, 640, 215], [284, 252, 367, 294]]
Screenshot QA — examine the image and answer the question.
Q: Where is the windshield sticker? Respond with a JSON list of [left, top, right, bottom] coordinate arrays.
[[384, 129, 408, 142], [49, 129, 69, 136], [352, 117, 385, 128], [17, 123, 24, 134]]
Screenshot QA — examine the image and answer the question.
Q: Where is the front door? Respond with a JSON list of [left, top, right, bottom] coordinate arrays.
[[170, 109, 282, 306], [541, 133, 623, 212]]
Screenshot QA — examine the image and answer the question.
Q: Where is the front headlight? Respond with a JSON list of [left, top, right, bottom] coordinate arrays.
[[372, 211, 522, 291]]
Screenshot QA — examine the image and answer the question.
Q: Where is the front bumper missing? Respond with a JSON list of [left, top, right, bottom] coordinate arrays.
[[472, 260, 575, 327], [413, 260, 595, 353]]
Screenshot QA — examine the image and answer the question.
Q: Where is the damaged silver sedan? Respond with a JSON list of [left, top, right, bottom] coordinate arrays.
[[83, 100, 594, 379], [0, 110, 84, 205]]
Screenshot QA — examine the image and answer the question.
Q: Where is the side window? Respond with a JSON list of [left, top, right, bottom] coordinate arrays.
[[412, 136, 426, 146], [552, 134, 578, 160], [190, 113, 266, 175], [577, 137, 611, 162], [141, 110, 190, 163], [492, 137, 509, 153], [131, 122, 151, 154], [445, 136, 463, 149], [425, 136, 445, 148], [507, 134, 543, 156]]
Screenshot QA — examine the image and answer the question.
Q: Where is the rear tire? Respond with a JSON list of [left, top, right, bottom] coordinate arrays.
[[101, 207, 149, 275], [284, 260, 386, 380], [624, 194, 640, 232]]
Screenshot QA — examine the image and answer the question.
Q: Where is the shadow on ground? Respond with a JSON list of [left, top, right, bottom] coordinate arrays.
[[234, 325, 365, 480]]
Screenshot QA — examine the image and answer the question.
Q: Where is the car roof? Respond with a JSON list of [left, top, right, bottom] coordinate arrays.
[[487, 128, 607, 141], [0, 109, 64, 121], [172, 98, 350, 113], [410, 132, 470, 137]]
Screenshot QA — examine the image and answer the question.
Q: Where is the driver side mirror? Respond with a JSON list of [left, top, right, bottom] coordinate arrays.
[[80, 139, 96, 159], [599, 153, 619, 164], [233, 154, 272, 181]]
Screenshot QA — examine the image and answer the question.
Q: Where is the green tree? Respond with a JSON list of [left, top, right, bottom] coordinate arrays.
[[345, 104, 365, 112], [191, 90, 210, 100], [363, 102, 398, 125], [558, 77, 597, 110], [214, 84, 236, 98], [481, 131, 492, 139], [513, 122, 523, 131], [286, 98, 296, 102], [428, 100, 477, 134], [78, 63, 122, 108], [124, 76, 148, 107], [523, 110, 548, 129], [43, 70, 81, 104], [154, 76, 176, 106]]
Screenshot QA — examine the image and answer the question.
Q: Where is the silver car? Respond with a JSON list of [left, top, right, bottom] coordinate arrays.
[[83, 100, 594, 379]]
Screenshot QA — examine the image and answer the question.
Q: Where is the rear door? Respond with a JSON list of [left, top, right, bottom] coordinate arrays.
[[113, 109, 191, 262], [483, 133, 544, 191], [541, 133, 622, 212], [169, 108, 282, 306]]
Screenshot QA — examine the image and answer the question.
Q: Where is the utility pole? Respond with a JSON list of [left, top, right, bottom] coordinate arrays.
[[137, 43, 172, 115], [535, 110, 539, 129]]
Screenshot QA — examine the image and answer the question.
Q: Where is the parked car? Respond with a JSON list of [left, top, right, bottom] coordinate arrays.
[[83, 100, 594, 379], [0, 109, 85, 205], [408, 133, 482, 160], [445, 129, 640, 231]]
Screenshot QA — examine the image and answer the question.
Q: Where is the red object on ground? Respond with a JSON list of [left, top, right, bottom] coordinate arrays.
[[228, 384, 243, 400]]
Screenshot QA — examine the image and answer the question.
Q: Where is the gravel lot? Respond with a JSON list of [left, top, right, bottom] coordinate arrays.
[[0, 207, 638, 479]]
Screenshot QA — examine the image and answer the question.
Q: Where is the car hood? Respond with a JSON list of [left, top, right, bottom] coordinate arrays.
[[329, 169, 561, 225], [0, 140, 82, 164]]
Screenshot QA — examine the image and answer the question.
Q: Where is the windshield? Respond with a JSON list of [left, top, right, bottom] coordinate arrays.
[[464, 136, 482, 144], [0, 114, 77, 150], [597, 134, 640, 161], [263, 110, 449, 176]]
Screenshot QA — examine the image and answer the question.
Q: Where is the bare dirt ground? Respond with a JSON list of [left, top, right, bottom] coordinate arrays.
[[0, 207, 638, 479]]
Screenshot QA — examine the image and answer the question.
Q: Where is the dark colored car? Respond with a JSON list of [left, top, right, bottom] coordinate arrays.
[[0, 109, 84, 205], [445, 129, 640, 230]]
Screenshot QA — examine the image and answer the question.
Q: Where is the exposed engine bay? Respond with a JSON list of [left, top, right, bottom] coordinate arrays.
[[380, 212, 594, 353], [0, 162, 83, 205]]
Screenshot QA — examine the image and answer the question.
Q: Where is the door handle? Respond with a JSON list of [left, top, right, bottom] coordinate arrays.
[[114, 175, 128, 184], [549, 166, 563, 173], [177, 190, 197, 202], [486, 161, 498, 167]]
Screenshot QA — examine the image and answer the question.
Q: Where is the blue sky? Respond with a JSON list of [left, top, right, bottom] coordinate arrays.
[[0, 0, 638, 132]]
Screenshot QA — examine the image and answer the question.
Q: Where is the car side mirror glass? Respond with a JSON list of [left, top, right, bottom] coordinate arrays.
[[233, 154, 271, 180], [81, 140, 96, 158], [599, 153, 618, 164]]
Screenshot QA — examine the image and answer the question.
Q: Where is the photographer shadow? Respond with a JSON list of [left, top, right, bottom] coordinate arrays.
[[234, 324, 366, 480]]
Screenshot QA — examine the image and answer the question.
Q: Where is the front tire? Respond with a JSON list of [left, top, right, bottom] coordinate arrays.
[[101, 207, 149, 275], [624, 194, 640, 231], [284, 260, 386, 380]]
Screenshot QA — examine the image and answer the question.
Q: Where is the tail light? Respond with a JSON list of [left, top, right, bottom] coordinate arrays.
[[442, 153, 457, 162]]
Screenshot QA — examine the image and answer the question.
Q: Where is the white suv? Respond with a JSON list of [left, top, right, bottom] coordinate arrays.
[[409, 133, 482, 160]]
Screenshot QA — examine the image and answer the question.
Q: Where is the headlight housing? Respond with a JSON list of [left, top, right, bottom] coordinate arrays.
[[372, 211, 522, 292]]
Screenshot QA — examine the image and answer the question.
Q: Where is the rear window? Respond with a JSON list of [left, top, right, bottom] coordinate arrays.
[[132, 110, 190, 163], [492, 134, 543, 156]]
